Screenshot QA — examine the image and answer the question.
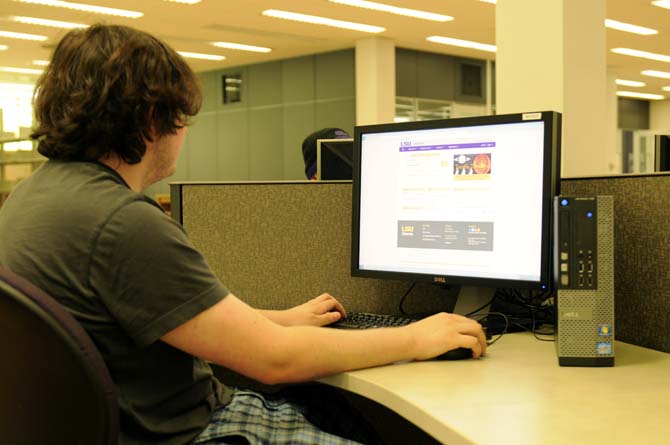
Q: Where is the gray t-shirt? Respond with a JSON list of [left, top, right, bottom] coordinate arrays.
[[0, 160, 232, 445]]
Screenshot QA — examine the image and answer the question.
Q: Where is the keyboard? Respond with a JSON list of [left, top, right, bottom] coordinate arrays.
[[329, 312, 417, 329]]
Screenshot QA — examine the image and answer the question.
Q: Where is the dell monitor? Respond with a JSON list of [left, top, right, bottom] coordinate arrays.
[[352, 111, 561, 316], [316, 138, 354, 180]]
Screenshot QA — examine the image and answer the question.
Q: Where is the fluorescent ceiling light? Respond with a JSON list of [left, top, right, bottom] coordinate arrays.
[[651, 1, 670, 10], [663, 86, 670, 92], [162, 0, 200, 3], [479, 0, 497, 3], [0, 30, 47, 41], [615, 79, 646, 87], [212, 41, 272, 53], [177, 51, 225, 61], [616, 91, 665, 100], [262, 9, 385, 33], [611, 48, 670, 63], [605, 19, 657, 35], [328, 0, 452, 22], [32, 59, 50, 66], [11, 0, 143, 18], [0, 66, 44, 74], [9, 16, 88, 29], [427, 35, 496, 53], [642, 70, 670, 79], [0, 45, 8, 51]]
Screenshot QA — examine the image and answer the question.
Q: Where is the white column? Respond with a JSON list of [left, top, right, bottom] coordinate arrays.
[[355, 37, 395, 125], [650, 100, 670, 133], [496, 0, 609, 177], [606, 70, 620, 173]]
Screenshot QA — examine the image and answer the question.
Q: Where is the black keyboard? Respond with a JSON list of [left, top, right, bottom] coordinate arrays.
[[329, 312, 416, 329]]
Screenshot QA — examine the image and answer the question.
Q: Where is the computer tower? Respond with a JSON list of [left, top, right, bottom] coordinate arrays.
[[554, 196, 614, 367]]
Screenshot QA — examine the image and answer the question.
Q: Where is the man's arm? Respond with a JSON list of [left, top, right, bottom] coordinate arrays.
[[161, 293, 487, 385], [257, 293, 347, 327]]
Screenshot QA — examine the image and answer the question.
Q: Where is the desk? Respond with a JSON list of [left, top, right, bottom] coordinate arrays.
[[320, 332, 670, 445]]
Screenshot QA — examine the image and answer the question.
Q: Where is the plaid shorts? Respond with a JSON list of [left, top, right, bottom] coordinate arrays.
[[191, 386, 377, 445]]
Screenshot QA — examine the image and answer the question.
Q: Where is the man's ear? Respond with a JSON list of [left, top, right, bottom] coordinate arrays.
[[146, 106, 158, 141]]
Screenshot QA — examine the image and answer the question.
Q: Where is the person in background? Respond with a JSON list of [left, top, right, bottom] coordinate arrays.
[[302, 127, 351, 180], [0, 24, 486, 445]]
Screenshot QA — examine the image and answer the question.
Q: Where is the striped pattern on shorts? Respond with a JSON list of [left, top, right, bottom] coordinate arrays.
[[191, 387, 377, 445]]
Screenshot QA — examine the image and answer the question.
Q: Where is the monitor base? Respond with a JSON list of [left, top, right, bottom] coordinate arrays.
[[451, 286, 496, 321]]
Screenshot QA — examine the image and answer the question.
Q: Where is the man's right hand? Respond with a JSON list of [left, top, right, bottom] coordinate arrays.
[[407, 313, 487, 360]]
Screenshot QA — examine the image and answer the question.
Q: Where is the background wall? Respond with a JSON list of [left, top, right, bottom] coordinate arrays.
[[396, 48, 489, 105], [618, 98, 650, 130], [147, 49, 356, 197]]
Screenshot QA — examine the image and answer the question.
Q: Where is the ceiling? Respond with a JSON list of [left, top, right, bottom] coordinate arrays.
[[0, 0, 669, 99]]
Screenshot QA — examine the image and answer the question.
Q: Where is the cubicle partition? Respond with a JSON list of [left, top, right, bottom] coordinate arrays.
[[170, 181, 451, 317], [172, 175, 670, 353], [562, 173, 670, 353]]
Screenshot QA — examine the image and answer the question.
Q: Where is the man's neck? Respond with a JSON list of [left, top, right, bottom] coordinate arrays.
[[98, 156, 147, 192]]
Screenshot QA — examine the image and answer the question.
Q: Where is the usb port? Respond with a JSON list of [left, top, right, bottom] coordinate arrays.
[[578, 276, 585, 286], [578, 261, 585, 273], [587, 276, 593, 286], [587, 262, 594, 273]]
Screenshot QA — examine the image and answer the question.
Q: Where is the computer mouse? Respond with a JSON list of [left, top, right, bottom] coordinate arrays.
[[435, 347, 474, 360]]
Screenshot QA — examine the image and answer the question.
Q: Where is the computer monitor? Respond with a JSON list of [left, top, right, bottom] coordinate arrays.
[[316, 138, 354, 180], [351, 111, 562, 316], [654, 135, 670, 172]]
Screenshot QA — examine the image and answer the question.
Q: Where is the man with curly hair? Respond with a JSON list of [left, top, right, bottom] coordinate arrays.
[[0, 24, 487, 445]]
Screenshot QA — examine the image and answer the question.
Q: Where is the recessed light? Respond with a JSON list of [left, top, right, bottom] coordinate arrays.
[[0, 30, 48, 41], [663, 86, 670, 92], [616, 91, 665, 100], [615, 79, 646, 87], [162, 0, 201, 3], [262, 9, 385, 33], [11, 0, 143, 19], [211, 42, 272, 53], [479, 0, 497, 3], [0, 45, 8, 51], [427, 36, 496, 53], [32, 60, 50, 66], [9, 16, 88, 29], [611, 48, 670, 63], [642, 70, 670, 79], [605, 19, 657, 35], [328, 0, 452, 22], [651, 1, 670, 10], [177, 51, 225, 61], [0, 66, 44, 75]]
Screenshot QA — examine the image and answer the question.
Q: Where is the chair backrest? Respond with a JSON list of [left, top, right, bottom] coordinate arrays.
[[0, 268, 119, 445]]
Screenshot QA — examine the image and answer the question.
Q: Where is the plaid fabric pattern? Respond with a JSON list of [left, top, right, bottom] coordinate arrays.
[[192, 387, 375, 445]]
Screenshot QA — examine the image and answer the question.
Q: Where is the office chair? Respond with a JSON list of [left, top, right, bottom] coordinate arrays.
[[0, 268, 119, 445]]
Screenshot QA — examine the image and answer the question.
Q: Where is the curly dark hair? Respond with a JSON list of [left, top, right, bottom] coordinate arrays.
[[31, 24, 202, 164]]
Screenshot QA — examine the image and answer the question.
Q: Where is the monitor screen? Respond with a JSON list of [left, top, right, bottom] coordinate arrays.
[[351, 112, 561, 309], [317, 139, 354, 180]]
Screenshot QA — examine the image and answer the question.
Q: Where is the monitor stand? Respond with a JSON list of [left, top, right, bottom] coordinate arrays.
[[451, 286, 496, 321]]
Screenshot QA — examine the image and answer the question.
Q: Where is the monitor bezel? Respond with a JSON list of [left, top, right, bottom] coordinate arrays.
[[316, 138, 354, 180], [351, 111, 562, 290]]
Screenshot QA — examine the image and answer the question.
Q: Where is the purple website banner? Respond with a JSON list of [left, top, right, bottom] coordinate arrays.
[[399, 142, 495, 152]]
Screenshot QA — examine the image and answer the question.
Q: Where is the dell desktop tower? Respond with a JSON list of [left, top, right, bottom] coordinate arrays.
[[554, 196, 615, 367]]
